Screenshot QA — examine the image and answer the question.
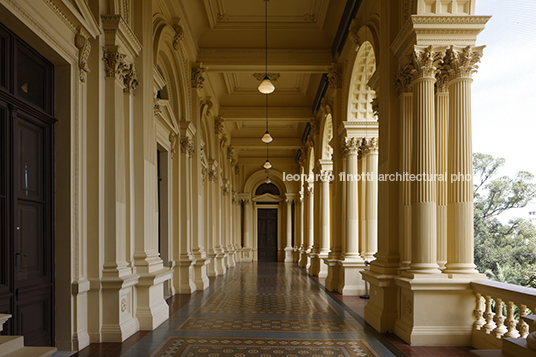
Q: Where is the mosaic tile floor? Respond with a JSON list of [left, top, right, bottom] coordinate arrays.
[[95, 263, 403, 357]]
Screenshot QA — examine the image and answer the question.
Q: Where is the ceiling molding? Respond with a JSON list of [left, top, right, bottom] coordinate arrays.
[[202, 0, 329, 30], [219, 107, 312, 121], [198, 49, 332, 72]]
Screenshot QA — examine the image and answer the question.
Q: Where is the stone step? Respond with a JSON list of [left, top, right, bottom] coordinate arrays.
[[502, 337, 536, 357], [469, 350, 507, 357], [0, 336, 24, 356], [3, 346, 57, 357]]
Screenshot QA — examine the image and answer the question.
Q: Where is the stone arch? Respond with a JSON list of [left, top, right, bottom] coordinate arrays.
[[153, 16, 190, 122], [347, 41, 377, 123], [244, 169, 291, 197], [319, 113, 333, 161]]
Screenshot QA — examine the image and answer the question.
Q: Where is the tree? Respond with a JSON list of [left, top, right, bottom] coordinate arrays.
[[473, 153, 536, 287]]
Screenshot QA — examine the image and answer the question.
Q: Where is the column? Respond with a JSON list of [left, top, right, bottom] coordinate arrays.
[[318, 169, 332, 278], [309, 168, 322, 275], [305, 183, 314, 270], [242, 198, 253, 261], [284, 198, 294, 262], [299, 181, 309, 268], [174, 133, 196, 293], [294, 196, 302, 262], [444, 46, 485, 275], [344, 138, 361, 260], [364, 138, 379, 262], [400, 85, 413, 270], [338, 137, 366, 295], [436, 81, 449, 270], [407, 46, 444, 275]]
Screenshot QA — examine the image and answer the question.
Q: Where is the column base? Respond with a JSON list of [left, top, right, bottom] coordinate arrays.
[[324, 258, 341, 292], [308, 253, 321, 276], [192, 258, 210, 291], [241, 247, 253, 262], [299, 250, 308, 268], [136, 268, 172, 330], [228, 250, 237, 268], [173, 256, 197, 294], [337, 260, 366, 295], [100, 274, 140, 342], [361, 270, 398, 334], [318, 253, 329, 278], [284, 247, 294, 262], [393, 274, 479, 346], [293, 249, 300, 263]]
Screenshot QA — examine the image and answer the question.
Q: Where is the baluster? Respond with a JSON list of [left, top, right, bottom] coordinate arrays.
[[517, 304, 529, 338], [504, 301, 519, 338], [473, 292, 485, 330], [492, 297, 507, 338], [483, 295, 496, 334]]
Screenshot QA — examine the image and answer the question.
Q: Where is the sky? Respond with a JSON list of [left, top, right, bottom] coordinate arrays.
[[472, 0, 536, 222]]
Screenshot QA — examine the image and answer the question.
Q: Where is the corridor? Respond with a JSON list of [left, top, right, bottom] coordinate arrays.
[[79, 263, 399, 356]]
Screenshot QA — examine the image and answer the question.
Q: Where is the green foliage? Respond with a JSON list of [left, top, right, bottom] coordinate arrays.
[[473, 153, 536, 287]]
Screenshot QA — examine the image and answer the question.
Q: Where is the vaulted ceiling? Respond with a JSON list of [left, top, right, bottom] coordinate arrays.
[[181, 0, 347, 160]]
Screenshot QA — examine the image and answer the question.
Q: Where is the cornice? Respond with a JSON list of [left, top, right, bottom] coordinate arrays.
[[391, 15, 491, 61]]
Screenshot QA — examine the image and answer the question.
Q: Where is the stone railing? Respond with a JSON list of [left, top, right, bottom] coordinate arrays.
[[0, 313, 11, 331], [472, 280, 536, 350]]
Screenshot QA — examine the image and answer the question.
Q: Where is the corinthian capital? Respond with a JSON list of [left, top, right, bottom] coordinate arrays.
[[443, 45, 484, 81], [102, 47, 127, 78], [328, 63, 343, 89], [396, 65, 414, 93], [362, 137, 379, 154], [180, 137, 195, 158], [123, 64, 139, 93], [343, 137, 361, 156], [411, 45, 446, 79]]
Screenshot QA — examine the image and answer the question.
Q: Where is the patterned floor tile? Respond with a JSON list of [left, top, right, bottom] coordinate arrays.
[[150, 337, 381, 357], [194, 292, 339, 316], [177, 318, 356, 332]]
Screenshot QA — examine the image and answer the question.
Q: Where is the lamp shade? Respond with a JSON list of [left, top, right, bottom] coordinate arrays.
[[265, 177, 271, 184], [258, 77, 275, 94], [263, 160, 272, 170], [261, 131, 273, 143]]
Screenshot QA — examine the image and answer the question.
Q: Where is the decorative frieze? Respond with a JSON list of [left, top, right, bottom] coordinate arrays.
[[253, 73, 280, 82], [75, 29, 91, 83]]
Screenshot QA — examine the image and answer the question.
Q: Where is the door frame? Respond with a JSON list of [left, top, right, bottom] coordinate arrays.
[[253, 202, 281, 262]]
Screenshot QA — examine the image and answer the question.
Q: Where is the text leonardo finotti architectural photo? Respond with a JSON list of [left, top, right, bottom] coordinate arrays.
[[0, 1, 534, 357]]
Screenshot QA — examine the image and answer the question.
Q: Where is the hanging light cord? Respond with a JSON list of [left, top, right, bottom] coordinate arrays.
[[265, 0, 268, 78]]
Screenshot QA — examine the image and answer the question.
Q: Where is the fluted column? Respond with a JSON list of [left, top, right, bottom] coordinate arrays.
[[242, 199, 253, 261], [398, 73, 413, 270], [318, 169, 332, 278], [175, 135, 196, 293], [305, 183, 314, 270], [285, 198, 294, 262], [408, 46, 445, 274], [364, 137, 379, 262], [435, 80, 449, 270], [299, 180, 309, 268], [294, 196, 303, 262], [444, 46, 484, 275], [344, 138, 362, 261]]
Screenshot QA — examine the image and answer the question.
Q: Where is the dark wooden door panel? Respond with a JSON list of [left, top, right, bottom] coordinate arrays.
[[257, 208, 278, 262]]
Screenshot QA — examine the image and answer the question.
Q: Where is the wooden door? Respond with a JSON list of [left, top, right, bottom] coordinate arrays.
[[0, 22, 55, 346], [257, 208, 278, 262]]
